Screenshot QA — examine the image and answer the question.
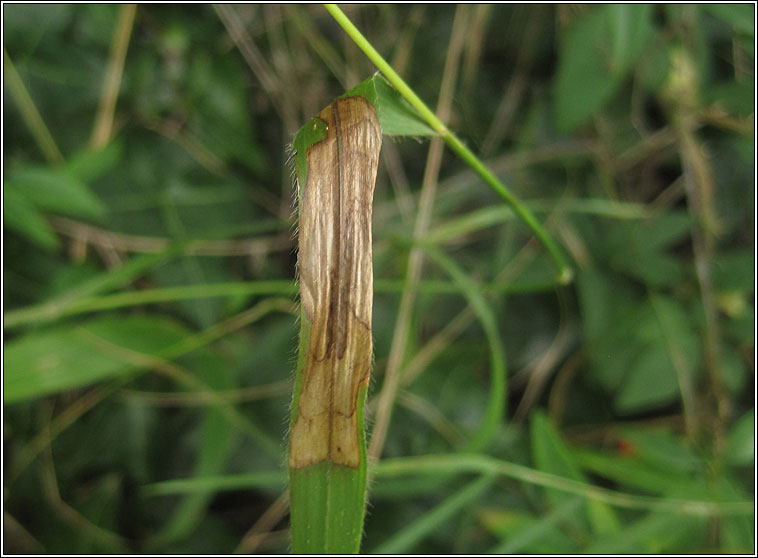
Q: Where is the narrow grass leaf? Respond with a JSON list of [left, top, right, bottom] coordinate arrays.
[[423, 245, 506, 452], [372, 473, 496, 554], [5, 165, 107, 219], [487, 497, 583, 554], [375, 453, 753, 516], [3, 186, 59, 249], [531, 411, 620, 536], [3, 315, 188, 403], [150, 353, 238, 546], [583, 511, 707, 553], [143, 470, 286, 497]]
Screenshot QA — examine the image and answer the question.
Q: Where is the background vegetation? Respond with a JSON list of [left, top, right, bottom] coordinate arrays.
[[3, 4, 754, 554]]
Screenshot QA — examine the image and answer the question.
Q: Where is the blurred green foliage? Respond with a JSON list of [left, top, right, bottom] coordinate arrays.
[[3, 4, 754, 554]]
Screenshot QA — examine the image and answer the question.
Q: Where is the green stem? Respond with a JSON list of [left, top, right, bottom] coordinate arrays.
[[5, 274, 571, 330], [3, 247, 186, 329], [323, 4, 572, 283], [376, 454, 753, 516], [142, 454, 753, 516], [4, 276, 567, 330]]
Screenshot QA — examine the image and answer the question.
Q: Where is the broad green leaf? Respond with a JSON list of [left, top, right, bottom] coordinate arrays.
[[3, 185, 59, 249], [615, 344, 681, 413], [579, 273, 660, 398], [614, 297, 701, 416], [347, 74, 436, 137], [605, 212, 692, 287], [5, 165, 106, 219], [609, 5, 656, 75], [553, 7, 617, 132], [576, 268, 635, 347], [578, 285, 699, 416], [632, 209, 690, 257], [616, 250, 683, 288], [3, 315, 190, 403], [577, 269, 642, 393], [619, 294, 699, 413], [554, 5, 655, 131], [66, 141, 123, 182]]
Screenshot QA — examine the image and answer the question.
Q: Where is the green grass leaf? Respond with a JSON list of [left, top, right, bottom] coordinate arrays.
[[615, 343, 684, 413], [372, 473, 496, 554], [574, 449, 706, 496], [531, 411, 620, 536], [5, 165, 107, 219], [150, 351, 238, 547], [3, 186, 60, 249], [66, 141, 123, 182], [3, 315, 189, 403], [485, 499, 582, 553], [584, 511, 707, 553]]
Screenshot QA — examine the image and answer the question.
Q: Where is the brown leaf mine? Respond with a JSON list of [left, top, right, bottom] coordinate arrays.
[[290, 96, 381, 469]]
